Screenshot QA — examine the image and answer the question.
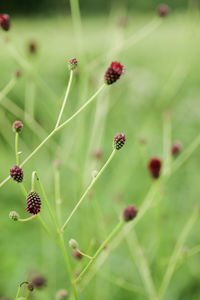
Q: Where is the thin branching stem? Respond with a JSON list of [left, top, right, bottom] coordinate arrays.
[[15, 132, 19, 165]]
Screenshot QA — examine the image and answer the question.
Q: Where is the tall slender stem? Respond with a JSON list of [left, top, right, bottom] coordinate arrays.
[[0, 76, 16, 103], [0, 84, 106, 189], [19, 215, 37, 222], [60, 148, 116, 232], [15, 132, 19, 165], [15, 285, 21, 300], [54, 168, 62, 226], [75, 220, 124, 284], [55, 70, 73, 128]]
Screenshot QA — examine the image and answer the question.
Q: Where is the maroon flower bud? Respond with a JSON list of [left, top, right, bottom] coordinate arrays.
[[148, 157, 162, 179], [15, 69, 22, 78], [113, 133, 126, 150], [171, 141, 182, 156], [27, 282, 34, 292], [26, 191, 41, 215], [0, 14, 10, 31], [123, 205, 138, 221], [13, 120, 23, 133], [31, 274, 46, 289], [68, 58, 78, 70], [157, 4, 169, 17], [72, 249, 83, 260], [10, 165, 24, 182], [104, 61, 124, 85], [28, 41, 37, 54]]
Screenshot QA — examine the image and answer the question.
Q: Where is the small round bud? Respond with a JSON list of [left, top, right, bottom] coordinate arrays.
[[9, 211, 19, 221], [92, 149, 103, 159], [10, 165, 24, 183], [123, 205, 138, 221], [28, 41, 37, 54], [27, 282, 34, 292], [13, 120, 23, 133], [15, 69, 22, 78], [0, 14, 10, 31], [171, 141, 182, 156], [26, 191, 41, 215], [68, 58, 78, 71], [104, 61, 124, 85], [113, 133, 126, 150], [157, 4, 169, 17], [69, 239, 79, 250], [31, 274, 46, 289], [148, 157, 162, 179], [72, 249, 83, 260], [56, 289, 68, 300]]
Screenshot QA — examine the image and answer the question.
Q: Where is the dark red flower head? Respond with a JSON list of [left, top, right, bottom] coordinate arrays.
[[123, 205, 138, 221], [113, 133, 126, 150], [148, 157, 162, 179], [0, 14, 10, 31], [157, 4, 169, 17], [26, 191, 41, 215], [31, 274, 46, 289], [72, 249, 83, 260], [171, 141, 182, 156], [10, 165, 24, 182], [13, 120, 23, 133], [104, 61, 124, 85], [28, 41, 37, 54], [68, 58, 78, 70]]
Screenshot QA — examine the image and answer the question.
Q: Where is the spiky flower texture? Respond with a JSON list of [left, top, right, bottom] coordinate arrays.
[[10, 165, 24, 182], [26, 191, 41, 215], [113, 133, 126, 150], [0, 14, 10, 31], [104, 61, 124, 85]]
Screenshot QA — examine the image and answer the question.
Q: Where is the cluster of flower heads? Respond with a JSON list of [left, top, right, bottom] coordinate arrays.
[[0, 14, 10, 31]]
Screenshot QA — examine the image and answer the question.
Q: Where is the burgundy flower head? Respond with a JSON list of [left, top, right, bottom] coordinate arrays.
[[171, 141, 182, 156], [113, 133, 126, 150], [26, 191, 41, 215], [10, 165, 24, 182], [31, 274, 46, 289], [72, 249, 83, 260], [0, 14, 10, 31], [148, 157, 162, 179], [104, 61, 124, 85], [157, 4, 169, 17], [13, 120, 23, 133], [68, 58, 78, 70], [123, 205, 138, 221]]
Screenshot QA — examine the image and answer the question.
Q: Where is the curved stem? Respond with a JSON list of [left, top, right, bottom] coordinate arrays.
[[20, 183, 28, 197], [75, 220, 124, 284], [55, 70, 73, 128], [15, 285, 21, 300], [15, 132, 19, 165], [60, 148, 116, 232], [78, 250, 93, 260], [19, 215, 37, 222]]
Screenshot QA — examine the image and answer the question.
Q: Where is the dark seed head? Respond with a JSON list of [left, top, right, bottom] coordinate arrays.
[[26, 191, 41, 215], [148, 157, 162, 179], [27, 282, 34, 292], [56, 289, 68, 300], [15, 69, 22, 78], [31, 274, 46, 289], [123, 205, 138, 221], [104, 61, 124, 85], [68, 58, 78, 70], [171, 141, 182, 156], [72, 249, 83, 260], [28, 41, 37, 54], [157, 4, 169, 17], [0, 14, 10, 31], [10, 165, 24, 182], [113, 133, 126, 150], [13, 120, 23, 133]]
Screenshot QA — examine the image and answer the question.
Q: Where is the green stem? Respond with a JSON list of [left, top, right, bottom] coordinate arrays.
[[20, 183, 28, 197], [15, 285, 21, 300], [19, 215, 37, 222], [78, 250, 93, 260], [0, 76, 16, 103], [69, 0, 83, 50], [55, 70, 73, 128], [15, 132, 19, 165], [75, 220, 124, 284], [54, 168, 62, 226], [162, 114, 171, 176], [34, 172, 78, 299], [31, 171, 37, 190], [0, 84, 106, 189], [158, 207, 198, 299], [60, 148, 116, 232]]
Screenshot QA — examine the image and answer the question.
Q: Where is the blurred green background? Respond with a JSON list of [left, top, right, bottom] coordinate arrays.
[[0, 0, 200, 300]]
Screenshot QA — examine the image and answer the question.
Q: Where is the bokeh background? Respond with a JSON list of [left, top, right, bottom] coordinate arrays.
[[0, 0, 200, 299]]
